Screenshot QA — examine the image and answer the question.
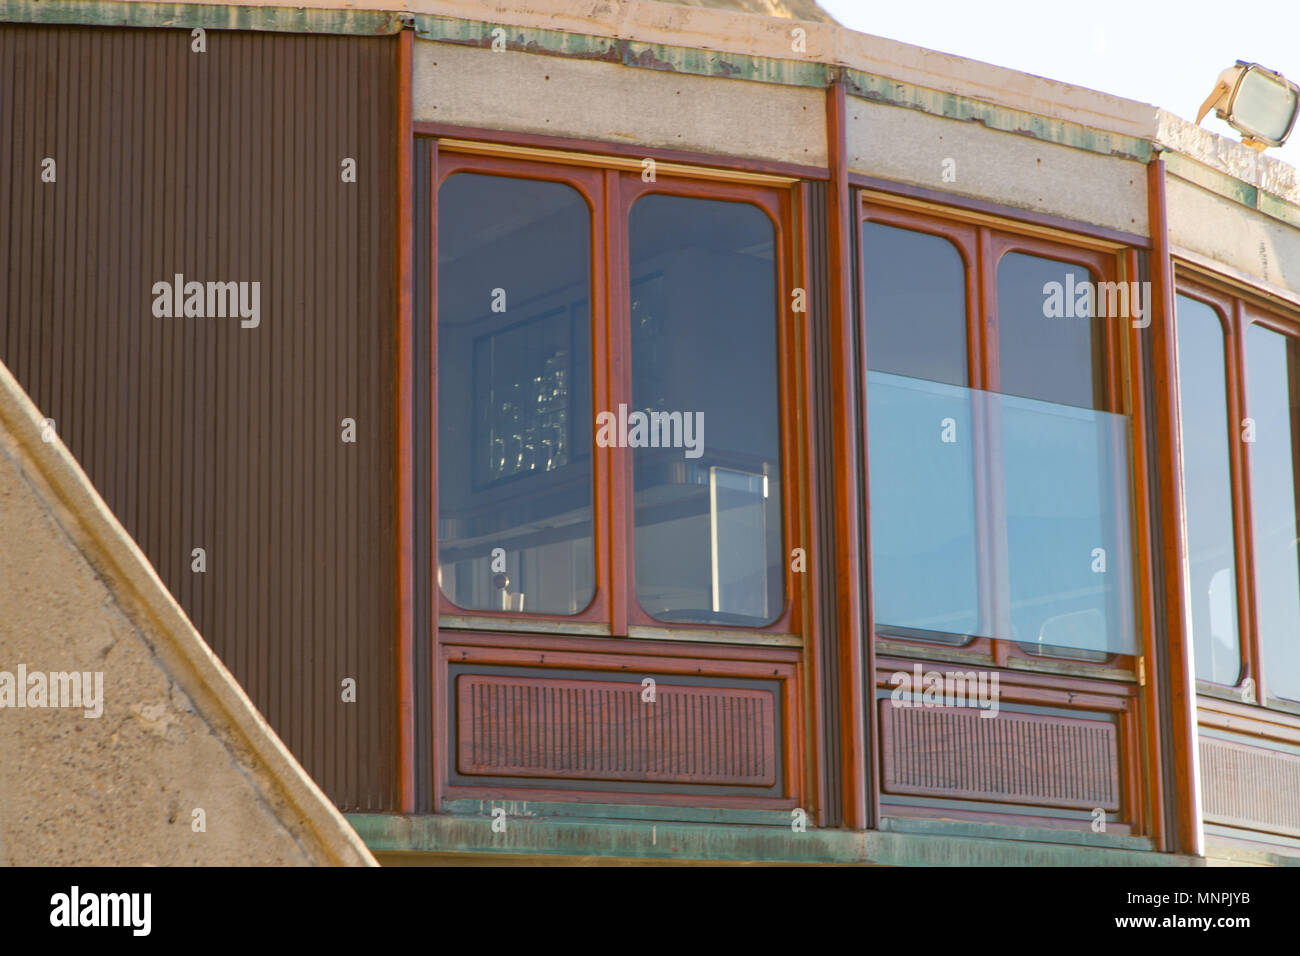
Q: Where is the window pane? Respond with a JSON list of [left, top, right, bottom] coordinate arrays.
[[862, 224, 976, 642], [1002, 391, 1136, 656], [865, 230, 1135, 654], [437, 173, 594, 615], [1246, 324, 1300, 701], [867, 373, 1137, 654], [863, 222, 968, 386], [867, 373, 983, 640], [628, 195, 783, 626], [1175, 295, 1241, 685], [996, 252, 1104, 410]]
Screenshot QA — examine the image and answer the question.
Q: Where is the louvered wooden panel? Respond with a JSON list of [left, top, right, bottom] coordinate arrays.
[[457, 674, 777, 786], [880, 704, 1120, 810], [1201, 737, 1300, 838]]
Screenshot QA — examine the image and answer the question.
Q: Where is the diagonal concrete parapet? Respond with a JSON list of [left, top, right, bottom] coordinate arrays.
[[0, 360, 377, 866]]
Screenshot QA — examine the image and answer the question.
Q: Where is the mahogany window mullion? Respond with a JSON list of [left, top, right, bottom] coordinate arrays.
[[970, 226, 999, 657], [603, 166, 631, 636], [1227, 295, 1258, 695], [976, 226, 1013, 665]]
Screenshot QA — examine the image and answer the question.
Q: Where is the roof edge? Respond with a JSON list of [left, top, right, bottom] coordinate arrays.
[[0, 358, 379, 867]]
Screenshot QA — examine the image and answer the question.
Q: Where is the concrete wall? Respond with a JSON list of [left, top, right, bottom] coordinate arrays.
[[847, 97, 1149, 236], [414, 41, 827, 166], [0, 363, 376, 866], [1168, 175, 1300, 293]]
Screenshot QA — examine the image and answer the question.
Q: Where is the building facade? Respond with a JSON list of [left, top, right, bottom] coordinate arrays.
[[2, 0, 1299, 865]]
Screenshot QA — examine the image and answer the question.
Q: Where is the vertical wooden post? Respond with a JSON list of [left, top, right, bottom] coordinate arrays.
[[1146, 155, 1203, 856], [826, 76, 871, 829], [395, 26, 415, 814]]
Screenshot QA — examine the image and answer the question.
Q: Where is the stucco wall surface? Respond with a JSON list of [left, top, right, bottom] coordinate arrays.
[[414, 41, 828, 166], [0, 362, 376, 866]]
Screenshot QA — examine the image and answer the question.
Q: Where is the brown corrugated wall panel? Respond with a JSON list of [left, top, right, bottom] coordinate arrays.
[[0, 23, 400, 810], [806, 180, 844, 826]]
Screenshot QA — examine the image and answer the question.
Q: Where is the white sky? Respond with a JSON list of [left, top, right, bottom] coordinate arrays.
[[819, 0, 1300, 168]]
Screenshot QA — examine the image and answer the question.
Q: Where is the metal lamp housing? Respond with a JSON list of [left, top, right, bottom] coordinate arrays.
[[1224, 61, 1300, 148]]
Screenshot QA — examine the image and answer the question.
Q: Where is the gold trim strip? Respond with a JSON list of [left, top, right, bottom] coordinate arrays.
[[859, 187, 1131, 253], [627, 625, 803, 648], [439, 615, 611, 637], [436, 137, 799, 187], [875, 640, 1135, 683]]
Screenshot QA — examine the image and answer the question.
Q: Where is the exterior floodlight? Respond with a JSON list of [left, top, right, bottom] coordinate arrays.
[[1196, 61, 1300, 150]]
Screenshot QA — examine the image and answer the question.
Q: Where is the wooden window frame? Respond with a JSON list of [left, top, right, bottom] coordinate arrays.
[[428, 139, 806, 645], [858, 195, 1142, 676], [1176, 271, 1300, 713]]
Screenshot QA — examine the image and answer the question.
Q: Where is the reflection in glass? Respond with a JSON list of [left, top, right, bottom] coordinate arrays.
[[862, 222, 968, 386], [1001, 388, 1134, 656], [1246, 324, 1300, 701], [867, 372, 1136, 655], [437, 173, 594, 615], [867, 374, 980, 641], [1175, 295, 1241, 685], [996, 252, 1104, 411], [629, 195, 783, 626], [863, 222, 973, 643]]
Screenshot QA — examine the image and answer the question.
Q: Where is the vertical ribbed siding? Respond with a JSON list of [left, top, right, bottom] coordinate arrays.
[[806, 180, 844, 826], [881, 707, 1120, 810], [456, 675, 778, 785], [1200, 737, 1300, 837], [0, 24, 400, 810]]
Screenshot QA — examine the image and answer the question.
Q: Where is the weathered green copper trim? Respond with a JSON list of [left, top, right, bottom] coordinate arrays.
[[413, 14, 619, 63], [412, 14, 831, 87], [1254, 185, 1300, 230], [1204, 832, 1300, 866], [440, 798, 794, 827], [622, 40, 831, 87], [1164, 151, 1257, 207], [878, 814, 1154, 852], [844, 68, 1153, 164], [0, 0, 400, 34], [348, 812, 1200, 866], [1164, 149, 1300, 230]]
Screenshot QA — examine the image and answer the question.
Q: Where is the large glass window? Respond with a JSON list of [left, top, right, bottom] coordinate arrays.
[[1174, 294, 1241, 686], [431, 156, 792, 635], [437, 172, 595, 615], [864, 223, 978, 642], [863, 213, 1136, 659], [1246, 324, 1300, 702], [628, 195, 784, 626], [995, 253, 1131, 656]]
